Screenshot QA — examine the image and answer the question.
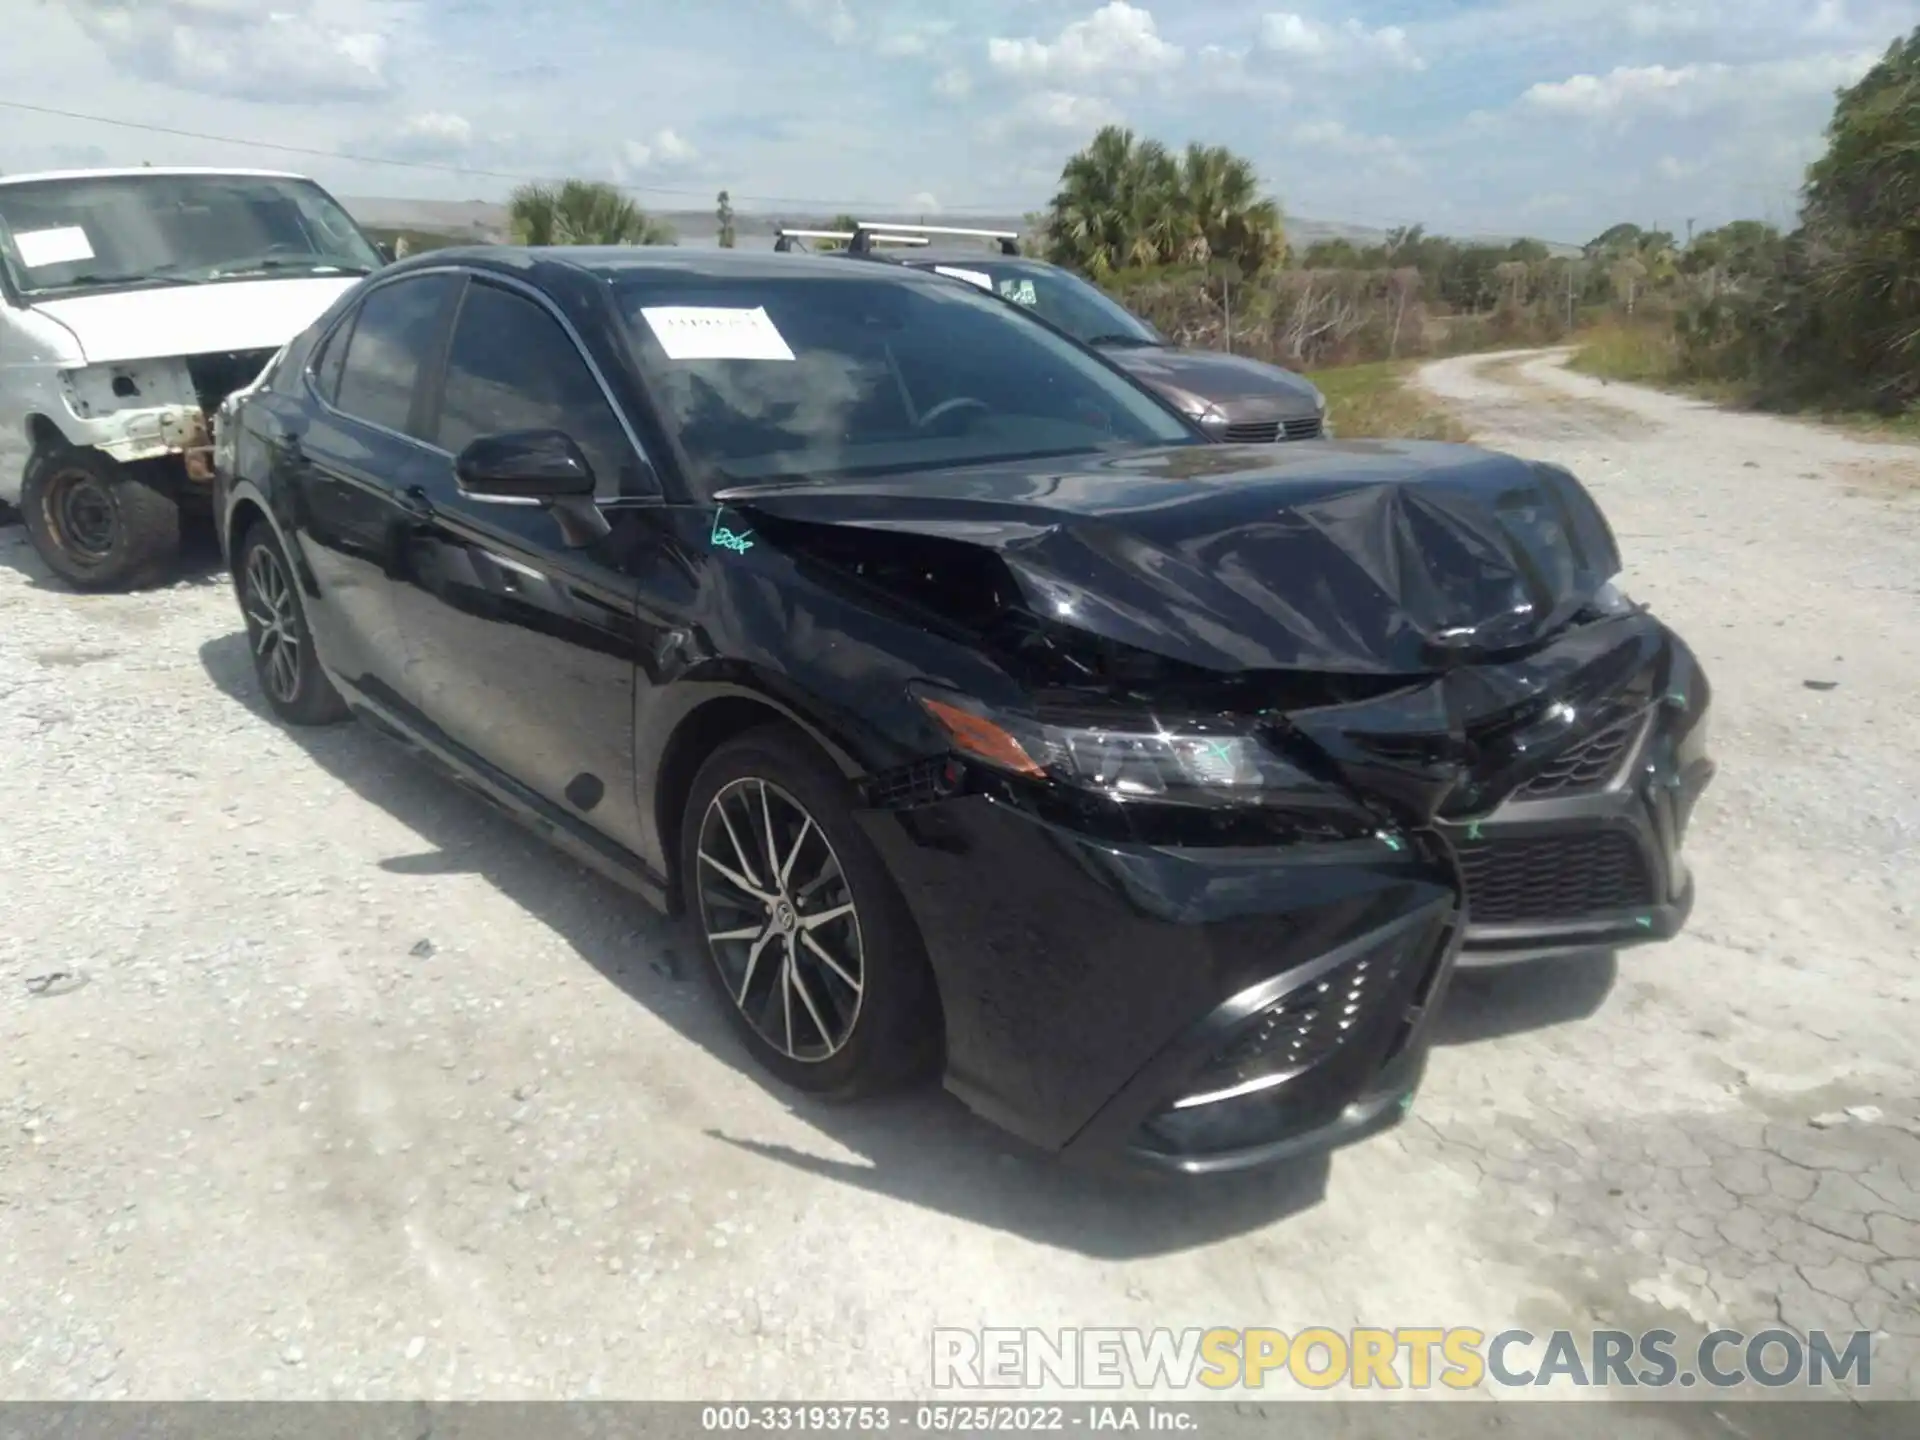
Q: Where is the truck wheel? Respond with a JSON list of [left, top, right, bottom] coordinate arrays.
[[21, 446, 181, 591]]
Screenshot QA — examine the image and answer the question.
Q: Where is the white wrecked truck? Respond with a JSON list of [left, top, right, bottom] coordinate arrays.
[[0, 168, 384, 589]]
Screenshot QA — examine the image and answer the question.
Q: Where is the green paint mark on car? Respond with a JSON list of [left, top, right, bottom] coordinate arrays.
[[710, 509, 755, 554]]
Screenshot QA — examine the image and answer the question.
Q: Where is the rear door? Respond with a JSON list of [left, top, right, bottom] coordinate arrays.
[[390, 275, 661, 856], [288, 270, 457, 717]]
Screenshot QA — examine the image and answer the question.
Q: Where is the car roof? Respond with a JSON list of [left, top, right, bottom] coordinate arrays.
[[0, 167, 312, 186], [384, 245, 952, 288]]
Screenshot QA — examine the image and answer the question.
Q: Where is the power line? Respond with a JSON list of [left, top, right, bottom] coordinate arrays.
[[0, 98, 1021, 215]]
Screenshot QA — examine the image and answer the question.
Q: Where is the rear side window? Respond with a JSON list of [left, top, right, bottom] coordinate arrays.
[[435, 281, 644, 491], [333, 273, 454, 437]]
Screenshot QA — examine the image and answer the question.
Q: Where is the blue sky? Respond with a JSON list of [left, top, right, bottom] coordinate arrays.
[[3, 1, 1912, 244]]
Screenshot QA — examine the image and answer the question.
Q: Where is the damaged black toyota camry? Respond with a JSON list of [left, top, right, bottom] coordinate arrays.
[[213, 247, 1714, 1174]]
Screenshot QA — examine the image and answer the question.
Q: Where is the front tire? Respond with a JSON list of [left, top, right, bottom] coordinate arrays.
[[680, 725, 941, 1099], [21, 446, 181, 591], [235, 523, 349, 726]]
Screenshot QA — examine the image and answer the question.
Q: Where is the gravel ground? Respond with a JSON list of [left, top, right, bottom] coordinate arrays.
[[1, 350, 1916, 1416]]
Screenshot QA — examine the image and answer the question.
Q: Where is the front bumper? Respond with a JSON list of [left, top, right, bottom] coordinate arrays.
[[855, 799, 1463, 1174]]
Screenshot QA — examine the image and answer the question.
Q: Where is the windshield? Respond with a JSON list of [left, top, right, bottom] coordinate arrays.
[[616, 269, 1195, 489], [0, 172, 382, 297], [925, 260, 1164, 347]]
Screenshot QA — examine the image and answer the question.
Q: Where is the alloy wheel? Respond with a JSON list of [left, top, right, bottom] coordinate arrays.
[[695, 777, 865, 1062], [243, 543, 302, 705]]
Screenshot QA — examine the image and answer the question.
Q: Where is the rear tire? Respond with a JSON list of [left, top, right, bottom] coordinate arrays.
[[235, 522, 349, 726], [680, 724, 941, 1099], [21, 446, 180, 591]]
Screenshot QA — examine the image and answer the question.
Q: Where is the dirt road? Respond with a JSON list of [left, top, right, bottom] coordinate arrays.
[[2, 350, 1916, 1409]]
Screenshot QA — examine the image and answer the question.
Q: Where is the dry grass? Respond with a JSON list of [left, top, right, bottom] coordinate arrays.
[[1308, 361, 1469, 442], [1567, 320, 1682, 386]]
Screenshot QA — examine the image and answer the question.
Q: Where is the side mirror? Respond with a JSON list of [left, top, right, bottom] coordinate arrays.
[[455, 429, 595, 500], [454, 430, 608, 546], [374, 241, 396, 264]]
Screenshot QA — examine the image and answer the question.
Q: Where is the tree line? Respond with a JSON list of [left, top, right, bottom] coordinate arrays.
[[445, 23, 1918, 409], [1031, 25, 1918, 406]]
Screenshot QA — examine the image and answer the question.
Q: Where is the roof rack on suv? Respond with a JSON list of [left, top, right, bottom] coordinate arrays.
[[773, 227, 931, 253], [849, 222, 1020, 256]]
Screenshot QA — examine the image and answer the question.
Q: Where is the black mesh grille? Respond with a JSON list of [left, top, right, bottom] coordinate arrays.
[[1458, 830, 1655, 925], [1282, 416, 1324, 440], [1519, 715, 1644, 798], [863, 757, 951, 809]]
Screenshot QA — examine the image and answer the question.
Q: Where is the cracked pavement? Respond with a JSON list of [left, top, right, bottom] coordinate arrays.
[[1, 349, 1916, 1416]]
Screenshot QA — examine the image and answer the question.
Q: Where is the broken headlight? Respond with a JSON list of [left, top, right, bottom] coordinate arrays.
[[915, 688, 1312, 803]]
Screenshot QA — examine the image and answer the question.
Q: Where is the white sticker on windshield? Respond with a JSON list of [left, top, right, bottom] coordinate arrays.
[[640, 305, 794, 361], [13, 226, 95, 268], [932, 265, 994, 291], [998, 278, 1038, 306]]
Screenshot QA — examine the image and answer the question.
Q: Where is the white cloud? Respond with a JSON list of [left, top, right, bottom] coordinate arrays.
[[1258, 13, 1425, 72], [785, 0, 857, 46], [622, 128, 698, 169], [987, 3, 1180, 84], [400, 111, 472, 146], [1021, 90, 1124, 131], [1290, 120, 1419, 176], [878, 21, 956, 58], [980, 88, 1124, 145], [67, 0, 394, 102], [907, 191, 941, 212], [1522, 53, 1876, 119], [933, 66, 972, 100]]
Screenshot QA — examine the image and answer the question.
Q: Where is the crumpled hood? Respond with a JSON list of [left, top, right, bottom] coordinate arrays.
[[30, 275, 360, 366], [1105, 345, 1324, 411], [722, 439, 1622, 675]]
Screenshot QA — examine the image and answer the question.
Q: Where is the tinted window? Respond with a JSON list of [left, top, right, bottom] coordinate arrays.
[[312, 320, 350, 405], [934, 262, 1162, 347], [334, 274, 454, 436], [436, 282, 642, 492], [614, 271, 1193, 485]]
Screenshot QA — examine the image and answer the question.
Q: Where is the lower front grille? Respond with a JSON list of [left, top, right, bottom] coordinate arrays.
[[1136, 918, 1441, 1159], [1194, 941, 1415, 1098], [1458, 829, 1655, 925]]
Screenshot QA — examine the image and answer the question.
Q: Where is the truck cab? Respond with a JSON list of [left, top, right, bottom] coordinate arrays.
[[0, 167, 384, 589]]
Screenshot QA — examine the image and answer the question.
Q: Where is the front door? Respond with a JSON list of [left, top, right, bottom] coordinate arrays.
[[392, 275, 667, 857]]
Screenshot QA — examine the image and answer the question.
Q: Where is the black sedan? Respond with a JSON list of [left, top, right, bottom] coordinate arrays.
[[212, 247, 1714, 1175]]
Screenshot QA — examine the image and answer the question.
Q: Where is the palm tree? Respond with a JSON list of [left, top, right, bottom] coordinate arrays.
[[507, 179, 676, 246], [1175, 143, 1284, 274], [1043, 128, 1283, 279]]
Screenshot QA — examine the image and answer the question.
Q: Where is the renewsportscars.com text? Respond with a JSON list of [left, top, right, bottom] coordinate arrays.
[[931, 1326, 1874, 1392]]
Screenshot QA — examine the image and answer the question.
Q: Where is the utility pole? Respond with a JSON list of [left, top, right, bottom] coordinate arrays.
[[1686, 217, 1696, 246], [1566, 261, 1575, 331]]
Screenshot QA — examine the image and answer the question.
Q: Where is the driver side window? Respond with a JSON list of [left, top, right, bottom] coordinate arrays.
[[434, 280, 648, 496]]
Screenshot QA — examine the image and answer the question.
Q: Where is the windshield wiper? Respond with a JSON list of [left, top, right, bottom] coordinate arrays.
[[38, 269, 207, 290], [204, 257, 374, 280], [1084, 333, 1161, 348]]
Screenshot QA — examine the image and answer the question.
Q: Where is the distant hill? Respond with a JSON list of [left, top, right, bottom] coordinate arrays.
[[339, 197, 1575, 257]]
